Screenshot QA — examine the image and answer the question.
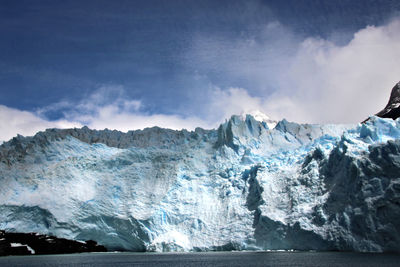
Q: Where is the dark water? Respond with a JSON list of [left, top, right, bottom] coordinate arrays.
[[1, 252, 400, 267]]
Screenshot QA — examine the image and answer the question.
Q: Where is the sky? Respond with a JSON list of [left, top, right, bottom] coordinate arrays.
[[1, 0, 400, 142]]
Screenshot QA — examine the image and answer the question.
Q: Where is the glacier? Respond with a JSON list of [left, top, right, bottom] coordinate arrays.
[[0, 115, 400, 252]]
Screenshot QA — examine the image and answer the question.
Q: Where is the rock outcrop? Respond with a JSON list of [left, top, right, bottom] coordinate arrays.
[[363, 81, 400, 123], [0, 230, 106, 256]]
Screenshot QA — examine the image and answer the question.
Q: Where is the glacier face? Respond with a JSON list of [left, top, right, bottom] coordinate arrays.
[[1, 115, 400, 252]]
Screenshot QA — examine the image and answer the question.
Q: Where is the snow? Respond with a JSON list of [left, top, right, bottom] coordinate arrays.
[[240, 110, 277, 129], [10, 243, 35, 254], [0, 115, 400, 252]]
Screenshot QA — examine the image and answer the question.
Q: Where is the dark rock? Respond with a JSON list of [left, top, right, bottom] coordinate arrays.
[[363, 81, 400, 123], [0, 231, 107, 256]]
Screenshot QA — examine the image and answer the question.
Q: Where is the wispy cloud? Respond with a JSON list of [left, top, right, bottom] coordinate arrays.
[[206, 87, 266, 123], [0, 85, 211, 142], [37, 85, 212, 133]]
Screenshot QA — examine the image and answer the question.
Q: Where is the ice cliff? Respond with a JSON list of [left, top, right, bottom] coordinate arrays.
[[1, 115, 400, 252]]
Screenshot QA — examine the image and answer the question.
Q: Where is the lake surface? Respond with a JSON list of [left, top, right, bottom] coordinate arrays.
[[1, 251, 400, 267]]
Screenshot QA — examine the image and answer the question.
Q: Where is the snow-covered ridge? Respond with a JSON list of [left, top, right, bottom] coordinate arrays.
[[1, 115, 400, 252], [239, 110, 277, 129]]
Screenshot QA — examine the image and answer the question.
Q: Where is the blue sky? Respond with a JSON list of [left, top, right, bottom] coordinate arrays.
[[1, 0, 400, 141]]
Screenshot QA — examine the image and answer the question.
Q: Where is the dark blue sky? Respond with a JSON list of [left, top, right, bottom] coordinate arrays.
[[1, 0, 400, 139]]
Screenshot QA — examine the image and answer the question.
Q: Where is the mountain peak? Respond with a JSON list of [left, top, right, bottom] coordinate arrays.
[[363, 81, 400, 123], [239, 110, 277, 129]]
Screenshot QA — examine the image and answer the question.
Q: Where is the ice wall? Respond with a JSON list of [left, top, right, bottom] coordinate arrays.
[[0, 115, 399, 252]]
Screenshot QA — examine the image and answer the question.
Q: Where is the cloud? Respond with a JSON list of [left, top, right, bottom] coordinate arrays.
[[265, 18, 400, 123], [207, 87, 266, 123], [186, 17, 400, 124], [0, 85, 213, 142], [185, 21, 298, 97], [0, 105, 82, 143], [60, 85, 212, 132]]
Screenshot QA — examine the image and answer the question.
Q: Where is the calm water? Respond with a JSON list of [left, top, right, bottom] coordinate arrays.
[[1, 252, 400, 267]]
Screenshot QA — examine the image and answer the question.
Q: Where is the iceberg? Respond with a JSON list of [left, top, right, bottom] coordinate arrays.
[[0, 115, 400, 252]]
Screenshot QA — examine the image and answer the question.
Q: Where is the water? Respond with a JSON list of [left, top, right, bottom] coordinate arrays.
[[1, 252, 400, 267]]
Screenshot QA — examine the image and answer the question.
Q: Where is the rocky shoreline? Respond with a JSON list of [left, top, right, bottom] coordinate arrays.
[[0, 230, 106, 256]]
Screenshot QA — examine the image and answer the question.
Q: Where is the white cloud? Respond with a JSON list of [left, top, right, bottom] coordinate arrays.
[[207, 87, 266, 122], [266, 18, 400, 123], [186, 17, 400, 124], [0, 85, 213, 142], [71, 86, 273, 132], [0, 105, 82, 143], [85, 112, 209, 133], [61, 85, 212, 132]]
